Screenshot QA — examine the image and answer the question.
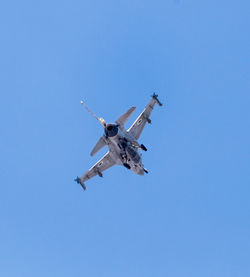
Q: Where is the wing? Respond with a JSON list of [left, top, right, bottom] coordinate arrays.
[[128, 94, 162, 140], [77, 151, 116, 190]]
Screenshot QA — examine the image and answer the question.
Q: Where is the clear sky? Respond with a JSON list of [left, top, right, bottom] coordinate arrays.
[[0, 0, 249, 276]]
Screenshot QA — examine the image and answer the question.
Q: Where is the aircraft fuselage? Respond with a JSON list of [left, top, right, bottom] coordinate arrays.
[[105, 126, 144, 175]]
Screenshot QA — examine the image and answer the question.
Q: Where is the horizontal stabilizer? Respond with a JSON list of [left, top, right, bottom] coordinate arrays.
[[90, 135, 107, 156], [115, 106, 136, 126]]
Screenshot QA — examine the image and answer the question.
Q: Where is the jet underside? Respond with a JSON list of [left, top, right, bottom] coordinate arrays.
[[75, 93, 162, 190], [106, 128, 145, 176]]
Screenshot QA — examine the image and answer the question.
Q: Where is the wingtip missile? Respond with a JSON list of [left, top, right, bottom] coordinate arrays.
[[74, 176, 86, 191], [152, 93, 163, 106]]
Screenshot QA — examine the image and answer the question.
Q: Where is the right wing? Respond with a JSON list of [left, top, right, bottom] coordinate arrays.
[[75, 151, 116, 190], [128, 94, 162, 140]]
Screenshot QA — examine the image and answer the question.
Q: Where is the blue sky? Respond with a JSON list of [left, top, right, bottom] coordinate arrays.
[[0, 0, 249, 276]]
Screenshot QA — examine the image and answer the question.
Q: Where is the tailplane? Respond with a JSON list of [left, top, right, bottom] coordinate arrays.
[[115, 106, 136, 126], [90, 135, 107, 156]]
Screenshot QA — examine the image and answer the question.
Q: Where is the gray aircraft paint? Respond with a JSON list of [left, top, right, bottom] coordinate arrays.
[[75, 93, 162, 190]]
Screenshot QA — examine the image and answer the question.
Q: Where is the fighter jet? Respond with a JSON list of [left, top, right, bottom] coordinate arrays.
[[75, 93, 162, 190]]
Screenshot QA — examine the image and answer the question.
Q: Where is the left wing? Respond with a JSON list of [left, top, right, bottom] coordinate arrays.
[[128, 94, 162, 140], [75, 151, 116, 190]]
